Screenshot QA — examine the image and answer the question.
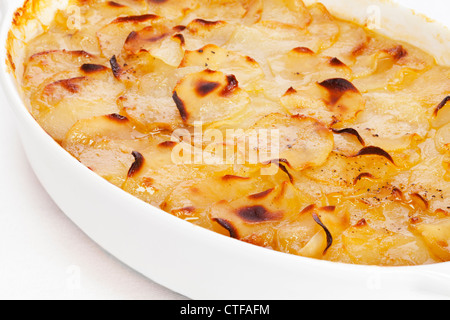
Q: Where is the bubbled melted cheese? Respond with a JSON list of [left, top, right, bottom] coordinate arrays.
[[14, 0, 450, 266]]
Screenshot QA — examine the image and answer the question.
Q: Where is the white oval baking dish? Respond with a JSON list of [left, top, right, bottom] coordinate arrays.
[[1, 0, 449, 299]]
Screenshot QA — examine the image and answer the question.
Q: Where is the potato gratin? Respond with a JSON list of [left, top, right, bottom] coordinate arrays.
[[7, 0, 450, 266]]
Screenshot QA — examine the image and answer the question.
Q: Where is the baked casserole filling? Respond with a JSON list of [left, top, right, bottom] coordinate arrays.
[[8, 0, 450, 266]]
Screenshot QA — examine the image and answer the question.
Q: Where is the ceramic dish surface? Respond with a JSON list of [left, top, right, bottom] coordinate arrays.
[[1, 0, 450, 299]]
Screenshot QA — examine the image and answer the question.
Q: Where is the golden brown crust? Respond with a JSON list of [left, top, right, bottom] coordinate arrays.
[[8, 0, 450, 266]]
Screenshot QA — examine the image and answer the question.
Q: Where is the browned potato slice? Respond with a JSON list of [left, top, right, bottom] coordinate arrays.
[[109, 50, 178, 86], [121, 21, 171, 54], [303, 151, 401, 188], [172, 69, 250, 125], [23, 22, 99, 58], [281, 87, 336, 126], [276, 205, 349, 259], [118, 78, 183, 131], [356, 34, 435, 70], [107, 0, 148, 10], [414, 219, 450, 261], [351, 37, 437, 92], [320, 20, 369, 67], [268, 47, 351, 86], [97, 14, 162, 58], [26, 1, 145, 56], [210, 182, 313, 246], [123, 23, 185, 66], [407, 156, 450, 213], [339, 92, 430, 152], [330, 127, 366, 157], [121, 141, 218, 207], [384, 42, 436, 71], [32, 70, 125, 142], [275, 211, 327, 259], [180, 44, 264, 90], [161, 167, 288, 230], [242, 0, 263, 25], [163, 179, 234, 236], [432, 96, 450, 128], [318, 78, 365, 119], [281, 78, 365, 125], [250, 113, 334, 170], [23, 50, 103, 92], [62, 114, 148, 187], [110, 52, 186, 131], [182, 19, 237, 51], [163, 163, 293, 210]]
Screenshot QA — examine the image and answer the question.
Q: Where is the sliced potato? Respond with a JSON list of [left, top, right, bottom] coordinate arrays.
[[415, 219, 450, 261], [305, 3, 340, 52], [144, 0, 198, 20], [432, 96, 450, 129], [250, 113, 334, 170], [401, 66, 450, 109], [210, 181, 312, 243], [351, 36, 437, 92], [268, 47, 351, 86], [276, 205, 349, 259], [74, 0, 144, 22], [115, 55, 184, 131], [180, 44, 265, 90], [258, 0, 311, 28], [172, 69, 250, 125], [123, 23, 185, 66], [97, 14, 162, 58], [340, 92, 430, 152], [31, 0, 145, 54], [281, 78, 365, 125], [118, 85, 183, 132], [225, 21, 316, 63], [303, 151, 400, 189], [23, 50, 103, 92], [435, 124, 450, 155], [62, 114, 148, 186], [121, 141, 215, 207], [108, 50, 174, 86], [162, 167, 289, 231], [342, 224, 433, 266], [339, 200, 435, 266], [183, 19, 237, 51], [184, 0, 248, 23], [407, 156, 450, 213], [320, 20, 369, 67], [32, 70, 124, 142]]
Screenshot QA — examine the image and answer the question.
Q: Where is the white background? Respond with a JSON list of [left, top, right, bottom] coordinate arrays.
[[0, 0, 447, 300]]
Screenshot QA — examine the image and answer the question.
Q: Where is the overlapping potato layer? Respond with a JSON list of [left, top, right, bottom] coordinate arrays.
[[20, 0, 449, 266]]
